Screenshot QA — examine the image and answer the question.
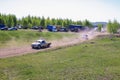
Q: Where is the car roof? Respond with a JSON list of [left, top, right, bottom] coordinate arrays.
[[37, 39, 44, 42]]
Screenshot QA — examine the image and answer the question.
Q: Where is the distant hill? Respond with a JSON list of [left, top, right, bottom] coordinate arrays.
[[92, 22, 107, 27]]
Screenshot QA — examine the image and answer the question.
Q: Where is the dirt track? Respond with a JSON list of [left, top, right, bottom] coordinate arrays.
[[0, 31, 107, 58]]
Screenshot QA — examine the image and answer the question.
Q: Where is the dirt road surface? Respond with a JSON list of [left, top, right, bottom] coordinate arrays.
[[0, 31, 107, 58]]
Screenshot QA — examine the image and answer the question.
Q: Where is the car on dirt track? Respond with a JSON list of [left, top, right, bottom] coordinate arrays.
[[31, 39, 51, 49]]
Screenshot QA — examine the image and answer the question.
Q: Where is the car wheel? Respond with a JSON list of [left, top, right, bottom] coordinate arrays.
[[32, 46, 34, 49], [38, 45, 41, 49], [47, 45, 50, 48]]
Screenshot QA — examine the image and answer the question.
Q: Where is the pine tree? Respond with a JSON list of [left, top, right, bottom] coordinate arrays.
[[40, 16, 45, 28], [83, 19, 92, 27], [107, 20, 120, 34], [98, 24, 103, 32]]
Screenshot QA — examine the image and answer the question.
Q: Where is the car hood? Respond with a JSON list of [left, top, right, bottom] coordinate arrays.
[[32, 42, 40, 45]]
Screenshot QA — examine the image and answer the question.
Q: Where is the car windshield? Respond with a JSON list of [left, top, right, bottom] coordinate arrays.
[[36, 41, 42, 43], [36, 40, 46, 43]]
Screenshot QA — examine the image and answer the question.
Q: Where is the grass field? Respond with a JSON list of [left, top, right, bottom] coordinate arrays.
[[0, 30, 75, 47], [0, 35, 120, 80]]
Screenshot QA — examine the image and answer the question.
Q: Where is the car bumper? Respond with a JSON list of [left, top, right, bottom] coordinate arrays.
[[31, 45, 39, 49]]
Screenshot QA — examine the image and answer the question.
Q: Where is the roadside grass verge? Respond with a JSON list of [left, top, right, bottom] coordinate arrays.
[[0, 35, 120, 80], [0, 30, 75, 47]]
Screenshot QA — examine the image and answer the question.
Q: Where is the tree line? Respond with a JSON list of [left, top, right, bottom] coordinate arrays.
[[107, 20, 120, 34], [0, 13, 92, 28], [0, 13, 120, 33]]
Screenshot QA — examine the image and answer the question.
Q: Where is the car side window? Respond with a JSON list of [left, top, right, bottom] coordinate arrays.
[[42, 41, 46, 44]]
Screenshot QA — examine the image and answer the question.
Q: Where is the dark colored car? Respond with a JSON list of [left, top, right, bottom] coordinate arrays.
[[59, 27, 69, 32], [8, 27, 17, 31], [47, 25, 57, 32], [0, 27, 8, 30], [31, 26, 39, 30], [69, 25, 84, 32]]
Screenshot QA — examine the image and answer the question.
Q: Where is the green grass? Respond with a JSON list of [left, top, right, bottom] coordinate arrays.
[[0, 30, 75, 47], [0, 35, 120, 80]]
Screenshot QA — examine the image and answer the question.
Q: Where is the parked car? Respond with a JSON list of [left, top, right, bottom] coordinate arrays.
[[47, 25, 57, 32], [69, 25, 84, 32], [0, 24, 5, 28], [8, 27, 17, 31], [31, 39, 51, 49], [59, 27, 69, 32], [0, 27, 8, 30], [31, 26, 39, 30]]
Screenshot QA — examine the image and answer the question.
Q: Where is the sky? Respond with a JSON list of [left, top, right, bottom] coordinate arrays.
[[0, 0, 120, 22]]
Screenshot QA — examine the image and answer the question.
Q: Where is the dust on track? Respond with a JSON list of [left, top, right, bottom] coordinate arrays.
[[0, 31, 108, 58]]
